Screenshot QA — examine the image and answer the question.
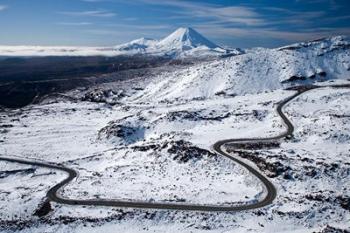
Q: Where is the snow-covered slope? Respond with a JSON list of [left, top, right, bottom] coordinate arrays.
[[1, 35, 350, 233], [0, 27, 238, 58], [152, 27, 229, 57], [113, 27, 237, 58], [113, 37, 157, 53], [134, 36, 350, 102], [158, 27, 218, 49]]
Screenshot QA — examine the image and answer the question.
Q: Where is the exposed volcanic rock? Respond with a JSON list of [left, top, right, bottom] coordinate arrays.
[[98, 122, 145, 144], [305, 191, 350, 211], [33, 200, 53, 217], [164, 110, 231, 122], [226, 141, 280, 150], [132, 140, 216, 163], [167, 140, 216, 163], [82, 89, 125, 104], [225, 149, 290, 178], [317, 225, 350, 233], [0, 168, 36, 179]]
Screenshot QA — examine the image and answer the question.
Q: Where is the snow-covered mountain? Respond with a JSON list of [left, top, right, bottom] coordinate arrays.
[[114, 37, 157, 53], [158, 27, 219, 50], [114, 27, 239, 58], [0, 27, 240, 58], [134, 36, 350, 102]]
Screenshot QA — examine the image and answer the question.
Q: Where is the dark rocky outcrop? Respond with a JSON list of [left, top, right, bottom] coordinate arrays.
[[167, 140, 216, 163], [82, 89, 125, 104]]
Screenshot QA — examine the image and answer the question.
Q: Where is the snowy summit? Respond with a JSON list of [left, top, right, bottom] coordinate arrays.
[[115, 27, 235, 58], [0, 27, 240, 58], [157, 27, 219, 51]]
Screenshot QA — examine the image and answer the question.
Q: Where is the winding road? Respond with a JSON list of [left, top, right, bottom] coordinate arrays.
[[1, 84, 349, 213]]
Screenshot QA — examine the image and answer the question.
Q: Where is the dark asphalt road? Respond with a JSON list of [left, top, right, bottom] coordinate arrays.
[[1, 84, 348, 212]]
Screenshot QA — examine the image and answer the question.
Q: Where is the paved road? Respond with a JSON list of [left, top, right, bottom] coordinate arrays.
[[1, 84, 349, 212]]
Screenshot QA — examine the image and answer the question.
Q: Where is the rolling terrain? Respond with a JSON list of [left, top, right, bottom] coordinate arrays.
[[0, 32, 350, 232]]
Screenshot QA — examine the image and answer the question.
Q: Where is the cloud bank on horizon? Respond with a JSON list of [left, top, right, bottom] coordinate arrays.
[[0, 0, 349, 48]]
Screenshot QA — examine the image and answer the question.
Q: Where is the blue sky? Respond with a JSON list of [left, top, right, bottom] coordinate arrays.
[[0, 0, 349, 48]]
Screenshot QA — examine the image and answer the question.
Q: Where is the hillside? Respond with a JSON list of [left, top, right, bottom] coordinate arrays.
[[134, 36, 350, 102]]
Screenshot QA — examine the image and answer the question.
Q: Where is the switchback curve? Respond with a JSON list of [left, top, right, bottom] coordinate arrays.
[[1, 84, 349, 212]]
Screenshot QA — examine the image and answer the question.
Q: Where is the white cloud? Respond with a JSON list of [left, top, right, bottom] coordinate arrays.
[[123, 17, 138, 21], [57, 22, 93, 26], [83, 29, 120, 35], [67, 0, 350, 45], [0, 5, 8, 11], [135, 0, 265, 26], [104, 23, 170, 30], [83, 23, 171, 41], [59, 10, 116, 17], [194, 23, 350, 42]]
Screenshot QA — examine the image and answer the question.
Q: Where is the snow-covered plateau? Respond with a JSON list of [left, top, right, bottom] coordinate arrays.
[[0, 34, 350, 233]]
